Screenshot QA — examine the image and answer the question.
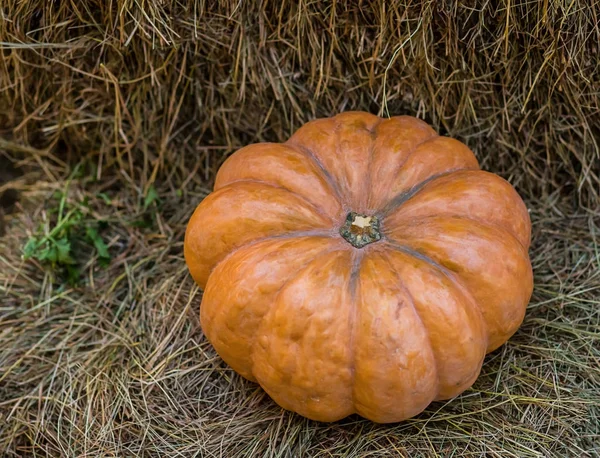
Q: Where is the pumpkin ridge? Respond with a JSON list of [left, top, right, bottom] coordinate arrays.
[[207, 229, 339, 284], [394, 133, 440, 176], [249, 247, 355, 401], [380, 170, 531, 249], [200, 239, 296, 381], [370, 132, 438, 210], [382, 240, 492, 353], [331, 116, 379, 209], [184, 181, 338, 287], [378, 167, 473, 216], [203, 236, 343, 381], [389, 215, 532, 352], [363, 117, 384, 212], [380, 251, 441, 396], [387, 213, 530, 253], [383, 240, 449, 272], [347, 249, 364, 416], [216, 178, 337, 224], [285, 142, 346, 210], [332, 119, 346, 206], [214, 143, 345, 219]]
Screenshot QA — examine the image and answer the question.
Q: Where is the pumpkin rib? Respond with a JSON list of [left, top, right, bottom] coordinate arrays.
[[332, 119, 347, 207], [387, 213, 529, 253], [351, 252, 440, 422], [332, 113, 381, 211], [380, 248, 488, 400], [378, 168, 473, 217], [383, 240, 449, 273], [347, 249, 365, 416], [382, 240, 488, 346], [374, 133, 439, 208], [207, 228, 339, 285], [234, 239, 344, 381], [214, 143, 344, 218], [245, 247, 345, 350], [363, 117, 384, 213], [210, 178, 338, 224], [185, 181, 337, 287], [287, 112, 381, 212], [202, 236, 340, 381], [285, 142, 347, 211], [380, 251, 442, 394], [367, 117, 441, 210], [250, 245, 346, 330], [371, 135, 481, 210], [247, 248, 335, 382], [383, 216, 532, 352], [381, 171, 531, 249], [250, 248, 356, 421]]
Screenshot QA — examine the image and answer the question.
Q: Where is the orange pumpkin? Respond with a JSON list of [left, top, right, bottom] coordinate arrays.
[[184, 112, 533, 423]]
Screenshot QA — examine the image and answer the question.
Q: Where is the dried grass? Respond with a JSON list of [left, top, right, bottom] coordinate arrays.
[[1, 1, 599, 456]]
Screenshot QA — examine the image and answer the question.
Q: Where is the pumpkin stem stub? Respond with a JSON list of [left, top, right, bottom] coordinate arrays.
[[340, 212, 382, 248]]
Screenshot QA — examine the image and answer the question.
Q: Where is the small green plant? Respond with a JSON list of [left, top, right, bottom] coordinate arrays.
[[131, 184, 161, 229], [143, 184, 159, 211], [23, 167, 111, 284]]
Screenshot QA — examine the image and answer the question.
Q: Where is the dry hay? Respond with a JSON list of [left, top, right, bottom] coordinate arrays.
[[1, 1, 599, 457]]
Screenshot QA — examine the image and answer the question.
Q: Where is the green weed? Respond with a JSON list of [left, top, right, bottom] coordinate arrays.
[[22, 169, 111, 284]]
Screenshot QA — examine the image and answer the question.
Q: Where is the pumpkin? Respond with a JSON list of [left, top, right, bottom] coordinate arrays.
[[184, 112, 533, 423]]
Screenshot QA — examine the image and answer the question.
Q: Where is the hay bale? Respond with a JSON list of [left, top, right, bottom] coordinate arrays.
[[1, 1, 598, 456]]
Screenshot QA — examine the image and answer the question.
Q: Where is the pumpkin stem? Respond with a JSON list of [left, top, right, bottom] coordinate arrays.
[[340, 212, 382, 248]]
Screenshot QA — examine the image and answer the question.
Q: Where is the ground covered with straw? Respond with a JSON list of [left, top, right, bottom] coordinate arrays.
[[1, 1, 599, 456]]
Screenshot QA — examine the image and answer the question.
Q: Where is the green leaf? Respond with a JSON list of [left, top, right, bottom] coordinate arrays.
[[38, 244, 57, 263], [85, 225, 98, 241], [95, 239, 110, 260], [70, 163, 84, 179], [97, 193, 112, 205], [23, 237, 39, 259], [66, 264, 80, 285], [85, 226, 110, 260], [55, 238, 75, 264], [143, 185, 159, 211]]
